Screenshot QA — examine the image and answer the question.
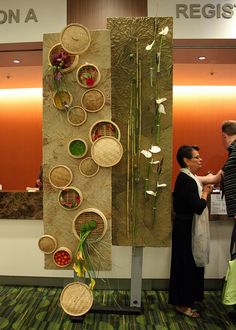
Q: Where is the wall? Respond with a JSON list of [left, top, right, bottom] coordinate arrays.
[[0, 219, 232, 280]]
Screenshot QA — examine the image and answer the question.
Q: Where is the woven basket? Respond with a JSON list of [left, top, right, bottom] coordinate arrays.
[[38, 235, 57, 254], [81, 89, 105, 113], [60, 23, 91, 55], [48, 43, 79, 73], [91, 136, 123, 167], [72, 208, 108, 243], [53, 247, 72, 268], [53, 90, 73, 110], [89, 120, 120, 143], [49, 165, 73, 189], [79, 157, 99, 178], [76, 63, 101, 89], [60, 281, 93, 316], [68, 139, 88, 159], [58, 186, 83, 210], [67, 106, 87, 126]]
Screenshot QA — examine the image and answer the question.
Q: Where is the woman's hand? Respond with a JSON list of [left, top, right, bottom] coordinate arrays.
[[201, 184, 214, 200]]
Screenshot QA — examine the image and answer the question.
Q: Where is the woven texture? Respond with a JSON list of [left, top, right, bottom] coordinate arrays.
[[60, 282, 93, 316], [79, 157, 99, 177], [49, 165, 73, 188], [60, 24, 91, 54], [67, 106, 87, 126], [38, 235, 57, 254], [81, 89, 105, 112], [91, 136, 123, 167]]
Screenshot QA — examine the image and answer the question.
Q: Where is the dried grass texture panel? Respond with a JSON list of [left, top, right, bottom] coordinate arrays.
[[42, 29, 112, 270], [107, 17, 173, 247]]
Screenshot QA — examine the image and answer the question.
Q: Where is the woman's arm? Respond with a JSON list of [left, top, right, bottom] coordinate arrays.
[[197, 169, 222, 185]]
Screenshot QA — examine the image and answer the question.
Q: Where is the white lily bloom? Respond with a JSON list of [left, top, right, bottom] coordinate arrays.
[[156, 97, 167, 105], [159, 26, 169, 36], [146, 190, 157, 197], [158, 104, 166, 114], [141, 150, 152, 158], [150, 160, 160, 165], [157, 183, 167, 188], [149, 145, 161, 154], [146, 39, 155, 51]]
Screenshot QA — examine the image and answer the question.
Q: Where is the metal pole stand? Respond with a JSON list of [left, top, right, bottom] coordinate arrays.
[[130, 246, 143, 309]]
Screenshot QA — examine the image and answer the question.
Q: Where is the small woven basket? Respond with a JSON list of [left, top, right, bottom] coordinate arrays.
[[79, 157, 99, 178], [38, 235, 57, 254], [76, 63, 101, 89], [60, 281, 93, 316], [91, 136, 123, 167], [53, 90, 73, 110], [60, 23, 91, 55], [72, 208, 108, 243], [58, 186, 83, 210], [67, 106, 87, 126], [81, 89, 105, 113], [68, 139, 88, 159], [89, 120, 120, 143], [49, 165, 73, 189], [48, 43, 79, 73], [53, 247, 72, 268]]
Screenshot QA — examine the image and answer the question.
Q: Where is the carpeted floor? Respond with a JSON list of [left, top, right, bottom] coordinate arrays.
[[0, 285, 236, 329]]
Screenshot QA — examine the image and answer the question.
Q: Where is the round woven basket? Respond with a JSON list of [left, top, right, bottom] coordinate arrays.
[[79, 157, 99, 178], [48, 43, 79, 73], [81, 89, 105, 113], [53, 247, 72, 268], [91, 136, 123, 167], [60, 23, 91, 55], [60, 281, 93, 316], [68, 139, 88, 159], [49, 165, 73, 189], [58, 186, 83, 210], [76, 63, 101, 89], [38, 235, 57, 254], [53, 90, 73, 110], [89, 120, 121, 143], [67, 106, 87, 126], [72, 208, 108, 243]]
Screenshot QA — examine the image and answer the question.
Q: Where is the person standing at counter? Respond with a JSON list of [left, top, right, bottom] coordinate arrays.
[[169, 145, 213, 318]]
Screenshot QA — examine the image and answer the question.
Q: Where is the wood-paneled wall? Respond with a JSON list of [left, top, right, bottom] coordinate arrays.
[[67, 0, 147, 29]]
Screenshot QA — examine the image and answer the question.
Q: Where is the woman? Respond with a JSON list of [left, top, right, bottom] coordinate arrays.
[[169, 145, 213, 318]]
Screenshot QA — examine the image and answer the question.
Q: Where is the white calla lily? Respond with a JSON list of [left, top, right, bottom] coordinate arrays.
[[150, 160, 160, 165], [159, 26, 169, 36], [141, 150, 152, 158], [156, 97, 167, 105], [157, 183, 167, 188], [158, 104, 166, 114], [146, 190, 157, 197], [149, 145, 161, 154], [146, 39, 155, 51]]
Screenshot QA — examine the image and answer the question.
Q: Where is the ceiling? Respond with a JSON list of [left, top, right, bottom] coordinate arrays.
[[0, 39, 236, 88]]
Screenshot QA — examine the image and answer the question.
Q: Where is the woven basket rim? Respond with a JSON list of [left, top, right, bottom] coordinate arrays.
[[76, 63, 101, 89], [38, 234, 57, 254], [53, 246, 73, 268], [91, 136, 123, 167], [89, 120, 121, 144], [79, 157, 100, 178], [67, 106, 87, 126], [48, 42, 79, 72], [49, 164, 73, 189], [60, 23, 91, 55], [68, 138, 88, 159], [52, 90, 73, 110], [72, 208, 108, 243], [58, 186, 83, 211], [81, 88, 105, 113], [60, 281, 93, 316]]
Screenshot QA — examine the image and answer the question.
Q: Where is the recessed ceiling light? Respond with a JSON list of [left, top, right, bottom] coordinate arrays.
[[198, 56, 206, 61], [13, 59, 20, 64]]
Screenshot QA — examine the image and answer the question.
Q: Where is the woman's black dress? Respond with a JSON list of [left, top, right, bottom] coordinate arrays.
[[168, 172, 207, 306]]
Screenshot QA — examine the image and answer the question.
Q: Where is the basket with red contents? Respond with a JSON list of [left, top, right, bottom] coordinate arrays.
[[53, 247, 72, 268]]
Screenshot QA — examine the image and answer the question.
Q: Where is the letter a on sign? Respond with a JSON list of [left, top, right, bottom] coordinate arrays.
[[25, 8, 38, 23]]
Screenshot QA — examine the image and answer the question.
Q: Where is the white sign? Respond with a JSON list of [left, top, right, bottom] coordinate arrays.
[[210, 193, 227, 215], [0, 0, 67, 43], [148, 0, 236, 38]]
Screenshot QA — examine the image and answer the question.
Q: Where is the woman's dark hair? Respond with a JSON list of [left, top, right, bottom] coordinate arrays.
[[176, 145, 199, 168]]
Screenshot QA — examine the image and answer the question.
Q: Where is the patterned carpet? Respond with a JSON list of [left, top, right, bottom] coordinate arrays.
[[0, 285, 236, 329]]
